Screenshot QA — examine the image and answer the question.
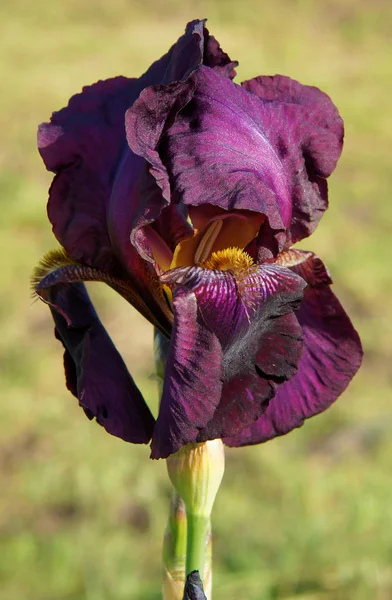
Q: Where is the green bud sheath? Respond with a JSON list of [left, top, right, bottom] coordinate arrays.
[[167, 440, 225, 596], [167, 440, 225, 520], [163, 494, 187, 600]]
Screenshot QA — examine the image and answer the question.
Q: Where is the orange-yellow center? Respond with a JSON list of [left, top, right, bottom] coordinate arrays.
[[201, 247, 255, 272], [145, 208, 264, 275]]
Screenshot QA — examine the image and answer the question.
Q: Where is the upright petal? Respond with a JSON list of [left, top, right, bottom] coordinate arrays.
[[39, 20, 237, 272], [242, 75, 343, 243], [225, 250, 362, 447], [39, 76, 141, 272], [151, 257, 305, 458], [107, 20, 237, 264], [36, 282, 155, 444], [127, 67, 341, 257]]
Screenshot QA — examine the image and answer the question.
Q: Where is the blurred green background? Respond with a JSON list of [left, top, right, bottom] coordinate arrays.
[[1, 0, 391, 598]]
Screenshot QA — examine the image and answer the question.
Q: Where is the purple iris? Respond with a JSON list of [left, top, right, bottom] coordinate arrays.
[[34, 20, 362, 459]]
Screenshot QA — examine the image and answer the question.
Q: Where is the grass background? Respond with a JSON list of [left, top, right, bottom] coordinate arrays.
[[1, 0, 391, 598]]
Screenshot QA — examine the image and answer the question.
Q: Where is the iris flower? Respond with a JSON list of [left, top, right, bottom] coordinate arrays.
[[34, 20, 362, 460]]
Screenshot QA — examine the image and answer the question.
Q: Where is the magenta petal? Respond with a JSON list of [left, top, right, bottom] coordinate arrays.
[[108, 20, 237, 264], [224, 251, 363, 447], [151, 263, 305, 458], [38, 282, 155, 444], [39, 20, 237, 271], [242, 75, 343, 243], [127, 67, 342, 255], [127, 67, 289, 236]]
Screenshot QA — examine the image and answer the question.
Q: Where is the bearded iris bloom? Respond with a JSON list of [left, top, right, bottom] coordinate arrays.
[[34, 19, 362, 460]]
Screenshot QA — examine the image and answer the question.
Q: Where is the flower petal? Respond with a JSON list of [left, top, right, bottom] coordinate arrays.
[[150, 286, 223, 459], [37, 282, 155, 443], [106, 18, 237, 266], [127, 67, 342, 256], [38, 76, 141, 272], [150, 261, 305, 458], [224, 250, 362, 447], [242, 75, 343, 243], [39, 20, 237, 271], [33, 248, 173, 337]]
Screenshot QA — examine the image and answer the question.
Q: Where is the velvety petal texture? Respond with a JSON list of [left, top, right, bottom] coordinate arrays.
[[38, 20, 236, 333], [39, 76, 141, 272], [127, 66, 342, 256], [37, 282, 155, 444], [35, 19, 360, 458], [242, 75, 344, 243], [151, 262, 306, 458], [224, 250, 362, 447], [38, 20, 237, 273]]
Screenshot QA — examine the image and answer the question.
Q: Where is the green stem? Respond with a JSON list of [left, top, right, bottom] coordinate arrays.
[[185, 513, 211, 576], [162, 492, 188, 600]]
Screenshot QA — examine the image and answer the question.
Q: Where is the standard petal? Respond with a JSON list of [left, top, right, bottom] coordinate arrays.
[[224, 250, 362, 447], [37, 282, 155, 444], [107, 20, 237, 264], [242, 75, 343, 243], [151, 259, 305, 458], [39, 20, 237, 272], [127, 67, 342, 256], [108, 125, 193, 267], [39, 76, 142, 272]]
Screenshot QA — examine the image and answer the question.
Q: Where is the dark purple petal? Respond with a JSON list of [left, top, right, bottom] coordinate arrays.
[[224, 250, 362, 447], [150, 286, 223, 459], [113, 82, 196, 265], [151, 261, 305, 458], [37, 282, 155, 444], [39, 76, 140, 273], [39, 86, 173, 332], [203, 29, 238, 79], [146, 19, 238, 86], [242, 75, 343, 243], [106, 20, 237, 264], [127, 67, 342, 256], [38, 20, 237, 271], [33, 249, 173, 338]]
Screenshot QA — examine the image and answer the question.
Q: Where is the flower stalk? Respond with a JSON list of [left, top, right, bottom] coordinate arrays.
[[162, 493, 188, 600], [166, 440, 224, 599]]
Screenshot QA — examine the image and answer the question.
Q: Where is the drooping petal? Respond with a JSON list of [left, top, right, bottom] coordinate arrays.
[[224, 250, 362, 447], [150, 286, 223, 459], [242, 75, 343, 243], [32, 248, 173, 337], [36, 282, 155, 444], [127, 67, 342, 256], [151, 258, 305, 458]]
